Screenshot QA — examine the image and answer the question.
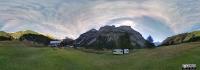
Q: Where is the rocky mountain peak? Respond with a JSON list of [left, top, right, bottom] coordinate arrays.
[[75, 25, 154, 49]]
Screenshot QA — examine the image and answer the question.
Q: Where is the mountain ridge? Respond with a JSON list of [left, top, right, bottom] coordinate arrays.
[[161, 30, 200, 46], [75, 25, 155, 49]]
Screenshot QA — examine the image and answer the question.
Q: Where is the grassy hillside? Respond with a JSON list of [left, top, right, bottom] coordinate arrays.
[[0, 31, 9, 36], [0, 31, 13, 41], [184, 31, 200, 41], [0, 41, 200, 70], [10, 30, 39, 39], [191, 31, 200, 36], [162, 30, 200, 45]]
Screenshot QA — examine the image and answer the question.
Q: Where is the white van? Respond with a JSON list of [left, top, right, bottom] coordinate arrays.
[[112, 49, 129, 55], [124, 49, 129, 54], [113, 49, 124, 55]]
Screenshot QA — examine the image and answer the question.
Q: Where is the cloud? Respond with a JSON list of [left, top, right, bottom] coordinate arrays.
[[0, 0, 199, 42]]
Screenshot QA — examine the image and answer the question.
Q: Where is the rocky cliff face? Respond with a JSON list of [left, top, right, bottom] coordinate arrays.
[[75, 25, 153, 49], [161, 31, 200, 46], [75, 29, 98, 47]]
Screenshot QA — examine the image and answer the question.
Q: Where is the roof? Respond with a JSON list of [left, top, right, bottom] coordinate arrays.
[[113, 49, 123, 51], [50, 41, 62, 44], [113, 49, 129, 50]]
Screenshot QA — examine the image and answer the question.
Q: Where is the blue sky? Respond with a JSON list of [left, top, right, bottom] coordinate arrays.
[[0, 0, 200, 42]]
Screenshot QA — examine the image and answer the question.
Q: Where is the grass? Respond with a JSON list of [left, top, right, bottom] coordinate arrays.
[[0, 41, 200, 70]]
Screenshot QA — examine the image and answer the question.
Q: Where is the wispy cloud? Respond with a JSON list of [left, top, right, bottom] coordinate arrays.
[[0, 0, 199, 41]]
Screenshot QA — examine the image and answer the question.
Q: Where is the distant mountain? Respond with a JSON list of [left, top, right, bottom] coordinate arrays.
[[75, 25, 155, 49], [0, 31, 13, 41], [10, 30, 39, 39], [161, 31, 200, 46], [154, 42, 161, 46]]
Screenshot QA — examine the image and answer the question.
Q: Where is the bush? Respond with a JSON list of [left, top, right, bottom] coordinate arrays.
[[0, 36, 12, 41], [188, 37, 200, 42]]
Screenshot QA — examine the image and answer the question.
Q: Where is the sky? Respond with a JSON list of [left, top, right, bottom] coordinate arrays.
[[0, 0, 200, 42]]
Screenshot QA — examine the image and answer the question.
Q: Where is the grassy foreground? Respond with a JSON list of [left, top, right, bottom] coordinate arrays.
[[0, 41, 200, 70]]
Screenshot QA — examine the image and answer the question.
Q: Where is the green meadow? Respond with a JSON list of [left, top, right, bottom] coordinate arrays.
[[0, 41, 200, 70]]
